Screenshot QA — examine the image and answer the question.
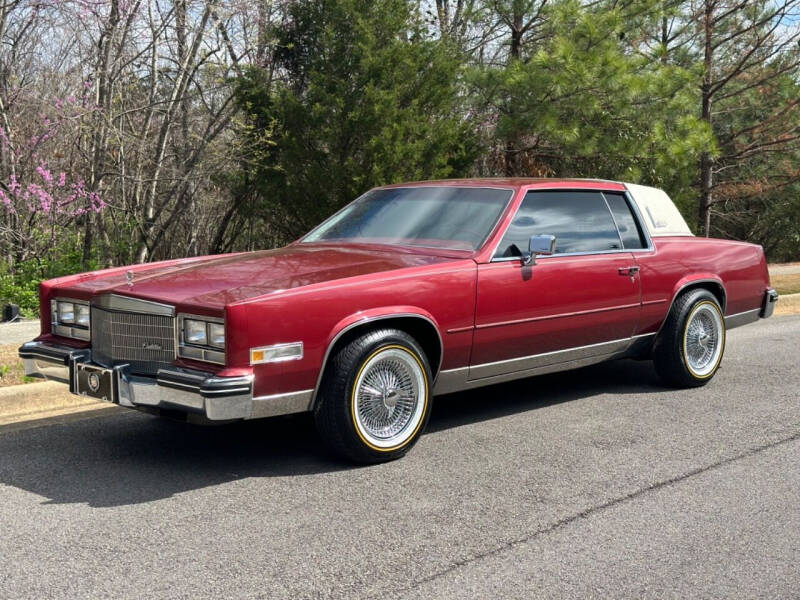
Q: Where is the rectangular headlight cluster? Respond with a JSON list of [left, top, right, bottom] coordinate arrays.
[[51, 298, 90, 341], [178, 314, 225, 364]]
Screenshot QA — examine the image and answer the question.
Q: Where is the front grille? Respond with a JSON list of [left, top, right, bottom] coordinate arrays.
[[91, 305, 175, 375]]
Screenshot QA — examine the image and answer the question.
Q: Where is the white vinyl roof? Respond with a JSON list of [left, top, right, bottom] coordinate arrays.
[[624, 183, 693, 237]]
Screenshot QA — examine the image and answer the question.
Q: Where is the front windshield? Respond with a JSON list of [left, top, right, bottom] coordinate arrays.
[[302, 186, 513, 251]]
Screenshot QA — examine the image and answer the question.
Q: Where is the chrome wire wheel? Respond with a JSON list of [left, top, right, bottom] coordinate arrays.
[[352, 346, 427, 450], [683, 302, 724, 378]]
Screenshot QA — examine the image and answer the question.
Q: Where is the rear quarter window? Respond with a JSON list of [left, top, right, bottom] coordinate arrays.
[[603, 192, 648, 250]]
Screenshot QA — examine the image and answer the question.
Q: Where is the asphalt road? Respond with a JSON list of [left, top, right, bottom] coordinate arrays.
[[1, 316, 798, 599], [0, 320, 40, 345]]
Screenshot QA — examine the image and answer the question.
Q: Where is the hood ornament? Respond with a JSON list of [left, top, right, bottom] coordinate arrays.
[[126, 270, 134, 286]]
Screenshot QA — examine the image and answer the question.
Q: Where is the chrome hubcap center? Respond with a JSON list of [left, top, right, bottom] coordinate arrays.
[[698, 330, 710, 349], [383, 389, 399, 409]]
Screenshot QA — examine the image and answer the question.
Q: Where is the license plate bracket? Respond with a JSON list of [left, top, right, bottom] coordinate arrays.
[[74, 363, 116, 403]]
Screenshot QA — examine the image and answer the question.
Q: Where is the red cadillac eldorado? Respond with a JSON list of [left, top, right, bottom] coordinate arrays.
[[19, 179, 778, 462]]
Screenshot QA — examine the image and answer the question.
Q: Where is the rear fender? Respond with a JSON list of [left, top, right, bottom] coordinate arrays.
[[670, 274, 727, 312]]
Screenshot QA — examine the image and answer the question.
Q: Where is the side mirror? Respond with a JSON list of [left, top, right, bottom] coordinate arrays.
[[522, 234, 556, 266]]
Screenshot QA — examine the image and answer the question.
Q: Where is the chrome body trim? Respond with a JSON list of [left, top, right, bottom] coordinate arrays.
[[655, 279, 728, 339], [91, 293, 178, 372], [432, 367, 470, 395], [92, 304, 177, 374], [51, 324, 91, 341], [476, 302, 641, 331], [761, 289, 778, 319], [18, 341, 308, 421], [93, 293, 175, 316], [310, 313, 444, 409], [21, 357, 71, 384], [468, 337, 632, 380], [433, 333, 656, 395], [724, 309, 761, 330], [436, 352, 620, 394], [490, 248, 655, 263], [251, 389, 314, 419], [628, 332, 658, 356], [19, 341, 90, 385]]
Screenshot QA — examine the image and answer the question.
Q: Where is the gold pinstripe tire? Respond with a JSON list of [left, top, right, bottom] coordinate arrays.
[[314, 328, 433, 464], [654, 289, 726, 388]]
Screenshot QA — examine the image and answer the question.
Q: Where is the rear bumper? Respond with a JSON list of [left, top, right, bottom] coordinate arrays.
[[724, 289, 779, 330], [18, 341, 311, 421], [761, 288, 779, 318]]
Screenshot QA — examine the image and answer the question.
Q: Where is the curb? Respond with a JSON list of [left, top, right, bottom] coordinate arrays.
[[0, 381, 117, 426]]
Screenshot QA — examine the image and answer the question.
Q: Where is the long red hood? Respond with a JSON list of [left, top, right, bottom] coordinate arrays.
[[49, 244, 459, 311]]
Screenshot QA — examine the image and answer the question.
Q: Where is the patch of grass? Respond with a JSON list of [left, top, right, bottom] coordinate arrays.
[[771, 273, 800, 296], [0, 345, 32, 387]]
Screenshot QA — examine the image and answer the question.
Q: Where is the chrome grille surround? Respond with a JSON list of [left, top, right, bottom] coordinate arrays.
[[91, 295, 176, 376]]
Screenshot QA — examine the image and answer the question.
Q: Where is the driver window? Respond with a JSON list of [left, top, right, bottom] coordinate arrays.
[[494, 191, 622, 258]]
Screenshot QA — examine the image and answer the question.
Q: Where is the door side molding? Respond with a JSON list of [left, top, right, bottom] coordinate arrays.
[[434, 333, 655, 395]]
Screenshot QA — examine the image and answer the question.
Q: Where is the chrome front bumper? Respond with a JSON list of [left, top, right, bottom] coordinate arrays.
[[18, 341, 311, 421]]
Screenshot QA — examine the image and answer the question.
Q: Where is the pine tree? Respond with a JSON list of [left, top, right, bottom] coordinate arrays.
[[235, 0, 479, 241]]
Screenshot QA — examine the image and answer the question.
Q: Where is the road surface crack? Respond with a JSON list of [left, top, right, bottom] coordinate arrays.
[[386, 430, 800, 598]]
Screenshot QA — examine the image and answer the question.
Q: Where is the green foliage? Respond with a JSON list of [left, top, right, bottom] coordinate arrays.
[[469, 0, 712, 190], [0, 235, 98, 317], [235, 0, 480, 241], [0, 272, 39, 317], [224, 0, 800, 261]]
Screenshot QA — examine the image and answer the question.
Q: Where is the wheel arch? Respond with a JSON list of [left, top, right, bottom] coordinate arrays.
[[654, 276, 727, 343], [670, 276, 727, 314], [654, 275, 728, 344], [310, 309, 444, 409]]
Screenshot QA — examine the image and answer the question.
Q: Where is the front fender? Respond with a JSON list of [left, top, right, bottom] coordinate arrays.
[[325, 306, 441, 350], [310, 306, 444, 408]]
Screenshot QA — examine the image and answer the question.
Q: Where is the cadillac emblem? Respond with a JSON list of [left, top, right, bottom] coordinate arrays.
[[126, 270, 134, 286], [88, 372, 101, 393]]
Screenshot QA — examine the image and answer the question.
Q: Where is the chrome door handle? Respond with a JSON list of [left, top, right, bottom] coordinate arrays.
[[618, 266, 640, 276]]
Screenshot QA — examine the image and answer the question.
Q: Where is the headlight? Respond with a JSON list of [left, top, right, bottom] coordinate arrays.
[[208, 323, 225, 348], [184, 319, 208, 345], [51, 298, 90, 341], [76, 304, 91, 327], [178, 315, 225, 365], [58, 301, 75, 324]]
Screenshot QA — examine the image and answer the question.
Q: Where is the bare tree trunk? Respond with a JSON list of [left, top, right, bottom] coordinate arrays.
[[135, 1, 214, 263], [698, 0, 713, 237], [504, 11, 524, 177]]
